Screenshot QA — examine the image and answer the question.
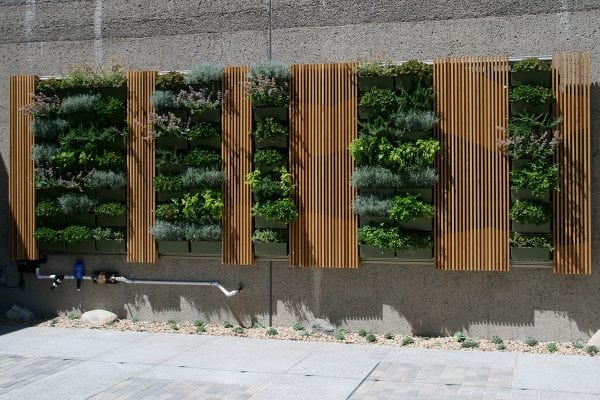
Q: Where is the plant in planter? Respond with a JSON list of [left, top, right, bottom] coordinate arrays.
[[253, 198, 298, 226], [61, 94, 101, 114], [357, 224, 399, 257], [254, 117, 289, 147], [403, 166, 439, 188], [397, 86, 435, 112], [156, 71, 185, 91], [176, 87, 221, 113], [151, 112, 186, 140], [393, 110, 438, 139], [395, 59, 433, 89], [351, 166, 404, 191], [92, 227, 125, 253], [95, 202, 127, 227], [511, 161, 559, 199], [252, 229, 288, 256], [254, 149, 286, 170], [352, 195, 392, 216], [23, 93, 63, 118], [153, 174, 184, 197], [35, 200, 64, 227], [511, 58, 551, 86], [36, 65, 126, 92], [385, 138, 441, 170], [95, 96, 125, 126], [149, 220, 189, 253], [58, 193, 97, 226], [172, 193, 203, 223], [185, 64, 224, 86], [358, 88, 400, 118], [388, 194, 434, 230], [62, 225, 94, 252], [186, 223, 222, 254], [355, 60, 396, 91], [31, 144, 59, 166], [150, 90, 182, 112], [498, 114, 562, 160], [156, 149, 186, 173], [248, 60, 290, 82], [509, 85, 555, 114], [348, 135, 386, 166], [34, 227, 65, 252], [201, 189, 224, 221], [245, 62, 290, 120], [187, 122, 221, 148], [155, 203, 181, 221], [359, 116, 396, 139], [244, 77, 289, 108], [83, 170, 127, 201], [247, 173, 280, 201], [31, 118, 69, 140], [186, 148, 221, 169], [510, 232, 553, 262], [181, 168, 224, 189], [510, 199, 552, 232], [95, 150, 125, 170]]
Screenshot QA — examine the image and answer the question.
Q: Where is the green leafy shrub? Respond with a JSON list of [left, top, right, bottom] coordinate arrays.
[[366, 334, 377, 343], [155, 203, 181, 221], [31, 144, 59, 165], [244, 76, 289, 107], [194, 320, 206, 333], [202, 189, 224, 220], [83, 170, 127, 189], [357, 328, 368, 337], [404, 167, 439, 187], [355, 60, 396, 77], [176, 87, 221, 112], [585, 345, 599, 356], [156, 71, 185, 90], [187, 122, 220, 140], [252, 229, 287, 243], [248, 61, 290, 81], [95, 202, 126, 217], [359, 88, 400, 114], [31, 118, 69, 140], [496, 343, 507, 350], [185, 64, 224, 85], [547, 342, 558, 353], [35, 200, 62, 217], [384, 332, 395, 340], [395, 59, 433, 80], [173, 193, 203, 222], [462, 338, 479, 348], [232, 326, 245, 334], [34, 227, 63, 242], [61, 94, 101, 113], [510, 232, 553, 250], [37, 65, 126, 91], [386, 138, 441, 170], [92, 227, 124, 241], [252, 199, 298, 223], [186, 149, 221, 168], [393, 110, 438, 134], [62, 225, 92, 243], [358, 225, 432, 250], [96, 97, 125, 124], [453, 331, 466, 342], [358, 116, 396, 138], [253, 322, 265, 329], [512, 58, 550, 72], [149, 220, 187, 240], [511, 161, 559, 197], [352, 195, 391, 216], [156, 149, 184, 168], [293, 323, 305, 331], [525, 337, 539, 347], [181, 168, 224, 188], [24, 94, 62, 117], [499, 114, 562, 159], [153, 175, 184, 192], [492, 335, 504, 345], [401, 336, 414, 346], [254, 117, 289, 142], [152, 112, 185, 137], [266, 327, 278, 336], [58, 194, 96, 214], [398, 86, 435, 111], [334, 329, 347, 340], [184, 224, 222, 241], [95, 151, 125, 169], [510, 200, 552, 225], [388, 194, 434, 223], [150, 90, 179, 111], [247, 174, 280, 200], [572, 341, 584, 349], [254, 149, 286, 167], [509, 85, 555, 105]]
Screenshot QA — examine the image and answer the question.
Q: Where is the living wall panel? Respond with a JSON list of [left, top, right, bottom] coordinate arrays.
[[9, 76, 37, 260], [222, 66, 254, 265], [433, 56, 509, 271], [289, 63, 358, 268], [552, 52, 592, 275], [127, 71, 157, 263]]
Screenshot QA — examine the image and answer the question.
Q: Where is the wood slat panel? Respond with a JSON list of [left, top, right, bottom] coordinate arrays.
[[222, 66, 254, 265], [127, 71, 157, 263], [9, 76, 37, 260], [289, 63, 358, 268], [552, 52, 592, 275], [434, 56, 509, 271]]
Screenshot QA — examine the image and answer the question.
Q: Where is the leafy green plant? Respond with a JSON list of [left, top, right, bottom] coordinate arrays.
[[58, 194, 96, 214], [186, 148, 221, 168], [252, 199, 298, 223], [181, 168, 224, 189], [31, 118, 69, 140], [155, 203, 181, 221], [509, 85, 555, 104], [150, 90, 179, 111], [156, 71, 185, 90], [202, 189, 224, 220], [492, 335, 504, 345], [244, 76, 289, 107], [95, 151, 125, 169], [62, 225, 92, 244], [572, 341, 584, 349], [496, 343, 507, 350], [67, 313, 79, 320], [61, 94, 101, 113], [31, 144, 59, 165], [156, 149, 184, 168], [388, 194, 434, 223], [184, 223, 222, 241], [187, 122, 220, 140], [278, 168, 296, 196], [393, 110, 438, 134], [83, 170, 127, 189], [266, 327, 278, 336], [453, 331, 466, 343], [547, 342, 558, 353], [248, 174, 280, 199], [176, 193, 203, 222], [232, 326, 245, 334], [384, 332, 395, 340], [96, 97, 125, 124], [462, 338, 479, 348], [151, 112, 185, 137], [359, 88, 400, 114], [366, 334, 377, 343], [92, 227, 125, 241], [511, 161, 559, 197], [253, 322, 265, 329], [176, 87, 221, 112], [153, 174, 184, 192], [525, 337, 538, 347], [355, 60, 396, 77], [185, 64, 224, 85], [499, 114, 562, 159], [401, 336, 414, 346], [510, 200, 552, 225], [254, 149, 286, 167], [24, 94, 62, 117], [385, 138, 441, 170], [334, 329, 347, 340], [254, 117, 289, 142], [405, 167, 439, 187], [34, 227, 63, 242], [510, 232, 553, 250], [252, 229, 287, 243], [512, 58, 550, 72], [358, 225, 432, 250], [194, 320, 206, 333], [36, 200, 62, 217], [293, 323, 305, 331], [585, 345, 599, 356], [95, 202, 126, 217], [37, 65, 126, 91], [248, 61, 290, 82], [398, 86, 435, 112], [357, 328, 368, 337], [149, 220, 187, 240], [395, 59, 433, 80], [352, 195, 391, 216]]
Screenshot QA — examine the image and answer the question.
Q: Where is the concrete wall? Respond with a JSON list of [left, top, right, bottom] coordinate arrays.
[[1, 0, 599, 341]]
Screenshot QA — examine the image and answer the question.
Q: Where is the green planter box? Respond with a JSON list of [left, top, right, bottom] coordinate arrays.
[[399, 217, 433, 231], [359, 215, 390, 227], [156, 136, 188, 150], [95, 240, 126, 254], [396, 74, 432, 91], [37, 240, 65, 253], [156, 163, 187, 175], [359, 245, 394, 259], [98, 137, 126, 150], [191, 108, 221, 123], [510, 188, 550, 202], [400, 188, 433, 202], [156, 191, 182, 202], [188, 81, 222, 93], [358, 76, 395, 92], [36, 188, 63, 200], [402, 130, 431, 141], [359, 188, 395, 196], [396, 245, 434, 260], [253, 162, 287, 173], [512, 221, 551, 233], [95, 86, 127, 98], [254, 242, 288, 257], [253, 107, 289, 121], [510, 102, 551, 115], [190, 240, 221, 255], [254, 216, 287, 230], [510, 71, 551, 87], [65, 111, 96, 126], [37, 215, 66, 227], [511, 247, 551, 262], [190, 135, 222, 149], [95, 189, 126, 202], [66, 213, 96, 226], [66, 239, 95, 253], [255, 136, 288, 149], [96, 215, 126, 227], [158, 240, 189, 254]]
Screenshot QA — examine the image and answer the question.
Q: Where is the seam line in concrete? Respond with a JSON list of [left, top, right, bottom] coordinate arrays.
[[344, 361, 380, 400]]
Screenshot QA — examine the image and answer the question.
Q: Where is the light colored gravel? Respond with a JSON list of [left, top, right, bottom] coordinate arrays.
[[2, 317, 594, 357]]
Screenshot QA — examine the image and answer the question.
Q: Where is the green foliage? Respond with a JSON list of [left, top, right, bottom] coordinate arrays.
[[36, 200, 62, 217], [511, 161, 559, 197], [232, 326, 245, 334], [358, 116, 396, 138], [181, 168, 224, 189], [59, 126, 127, 147], [168, 320, 179, 330], [67, 313, 79, 320], [492, 335, 504, 345], [61, 94, 101, 113], [94, 202, 126, 217], [245, 77, 289, 107], [334, 329, 347, 340], [404, 167, 439, 187], [357, 328, 368, 337], [388, 194, 434, 223], [355, 61, 396, 77], [186, 148, 221, 168], [194, 320, 206, 333], [510, 232, 553, 250], [252, 229, 287, 243], [352, 195, 391, 216], [201, 189, 224, 220], [184, 223, 222, 241], [37, 65, 126, 91], [31, 144, 59, 165], [266, 327, 278, 336], [96, 97, 125, 124], [453, 331, 466, 342], [254, 149, 286, 168], [31, 118, 69, 140], [252, 198, 298, 223], [155, 203, 181, 221], [585, 345, 599, 356], [510, 200, 552, 225], [254, 117, 289, 142], [253, 322, 265, 329], [187, 122, 220, 140], [58, 193, 96, 214], [349, 136, 440, 170], [83, 170, 127, 189], [62, 225, 92, 243], [366, 333, 377, 343], [95, 151, 125, 169], [393, 110, 438, 134], [175, 193, 203, 222], [248, 61, 290, 81], [462, 338, 479, 348], [156, 71, 185, 90], [150, 90, 178, 111], [525, 337, 539, 347], [92, 227, 125, 241], [509, 85, 555, 104], [359, 88, 400, 114], [547, 342, 558, 353], [395, 60, 433, 79], [293, 323, 305, 331], [149, 220, 187, 241], [358, 225, 432, 250], [384, 332, 395, 340], [401, 336, 415, 346], [185, 64, 224, 85], [34, 227, 64, 242], [248, 174, 280, 200], [351, 166, 403, 189], [500, 114, 562, 159], [572, 341, 584, 349], [496, 343, 507, 350], [155, 149, 184, 168], [512, 58, 550, 72], [398, 86, 435, 111], [153, 174, 184, 192]]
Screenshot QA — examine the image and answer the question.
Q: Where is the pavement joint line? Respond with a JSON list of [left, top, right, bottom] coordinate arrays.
[[344, 361, 381, 400], [156, 333, 220, 365], [282, 351, 313, 373]]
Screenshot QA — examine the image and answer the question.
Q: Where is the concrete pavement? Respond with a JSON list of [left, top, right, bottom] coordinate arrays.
[[0, 325, 599, 399]]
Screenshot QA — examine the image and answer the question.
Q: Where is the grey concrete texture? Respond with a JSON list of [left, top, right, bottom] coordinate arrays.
[[1, 2, 600, 341]]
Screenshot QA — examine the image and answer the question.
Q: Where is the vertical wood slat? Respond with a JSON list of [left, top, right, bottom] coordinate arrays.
[[9, 76, 37, 260], [222, 66, 254, 265], [434, 56, 509, 271], [552, 52, 592, 275], [289, 63, 358, 268], [127, 71, 157, 263]]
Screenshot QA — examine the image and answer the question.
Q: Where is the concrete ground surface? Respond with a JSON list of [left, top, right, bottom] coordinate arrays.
[[0, 326, 598, 400]]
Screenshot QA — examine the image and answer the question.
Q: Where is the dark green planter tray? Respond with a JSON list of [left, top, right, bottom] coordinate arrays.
[[254, 216, 287, 230], [95, 189, 126, 202], [359, 188, 395, 196], [156, 136, 188, 150], [97, 137, 126, 150], [156, 191, 183, 202], [66, 214, 96, 226], [358, 76, 395, 92], [37, 215, 66, 227], [510, 188, 550, 202], [396, 74, 433, 91], [510, 71, 551, 87], [510, 102, 551, 115], [190, 136, 222, 149], [359, 215, 390, 227], [37, 240, 65, 253], [191, 108, 221, 123], [36, 188, 63, 200], [96, 215, 126, 227], [66, 239, 95, 253], [65, 111, 96, 126], [95, 240, 126, 254], [359, 245, 394, 259], [253, 163, 287, 173], [401, 131, 431, 141], [95, 86, 127, 98], [399, 217, 433, 231], [190, 240, 221, 255], [156, 163, 187, 175], [254, 242, 288, 257], [511, 221, 551, 233], [511, 159, 532, 169], [358, 106, 377, 120], [158, 240, 189, 254], [399, 188, 433, 202], [255, 136, 288, 149], [396, 246, 434, 260], [253, 107, 289, 121], [511, 247, 551, 262]]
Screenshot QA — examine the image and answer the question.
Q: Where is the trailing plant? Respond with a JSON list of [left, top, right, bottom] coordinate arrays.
[[176, 87, 221, 113], [509, 200, 552, 225], [185, 64, 224, 85], [358, 225, 432, 250], [186, 148, 221, 168], [83, 170, 127, 189], [395, 59, 433, 80], [248, 61, 290, 82], [253, 198, 298, 223], [512, 58, 550, 72], [92, 227, 125, 241], [60, 126, 127, 146], [350, 166, 404, 189], [35, 200, 62, 217], [31, 144, 59, 165], [388, 194, 434, 223], [355, 60, 396, 77], [151, 112, 185, 137], [23, 94, 62, 117], [150, 90, 179, 111], [202, 189, 224, 220], [96, 96, 125, 124], [254, 149, 286, 167], [510, 232, 553, 250], [184, 223, 222, 241], [156, 149, 184, 167], [149, 220, 187, 241], [251, 229, 287, 243], [509, 85, 555, 104], [34, 169, 63, 189], [156, 71, 185, 90], [30, 118, 69, 140], [498, 114, 562, 159], [62, 225, 92, 243], [254, 117, 289, 142], [155, 203, 181, 221], [187, 122, 220, 140], [181, 168, 224, 188], [351, 195, 391, 216], [153, 174, 184, 192], [359, 88, 400, 114], [393, 110, 438, 134], [510, 161, 559, 197], [94, 202, 127, 217], [61, 94, 101, 113], [34, 227, 63, 242], [57, 193, 96, 214], [244, 76, 289, 107]]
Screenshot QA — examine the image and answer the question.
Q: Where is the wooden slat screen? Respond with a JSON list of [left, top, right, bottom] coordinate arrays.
[[434, 56, 510, 271], [9, 76, 37, 260], [289, 63, 358, 268], [222, 66, 254, 265], [127, 71, 157, 263], [552, 52, 592, 275]]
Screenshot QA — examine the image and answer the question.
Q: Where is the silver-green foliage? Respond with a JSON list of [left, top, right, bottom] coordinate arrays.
[[150, 90, 179, 110], [184, 224, 222, 241], [83, 170, 127, 189], [58, 193, 97, 214], [185, 64, 224, 85], [248, 60, 290, 81], [394, 110, 439, 134], [351, 195, 391, 216], [31, 118, 69, 140], [149, 220, 187, 241], [351, 166, 403, 189], [61, 94, 101, 113], [31, 144, 59, 164], [181, 168, 224, 188]]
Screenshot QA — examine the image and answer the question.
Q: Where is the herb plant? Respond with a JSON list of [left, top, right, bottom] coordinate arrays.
[[252, 199, 298, 223], [92, 227, 125, 241], [248, 61, 290, 82], [254, 117, 289, 142], [388, 194, 434, 223], [94, 202, 127, 217], [155, 203, 181, 221], [83, 170, 126, 189], [187, 122, 220, 140], [181, 168, 224, 188], [359, 88, 400, 114], [184, 224, 222, 241], [358, 225, 432, 250], [62, 225, 92, 243], [509, 85, 555, 105], [57, 194, 96, 214], [149, 220, 187, 241], [35, 200, 62, 217], [31, 118, 69, 140], [352, 195, 391, 216], [510, 200, 552, 225], [153, 175, 184, 192], [395, 60, 433, 80], [185, 64, 224, 85], [186, 149, 221, 168], [252, 229, 287, 243], [34, 227, 63, 242], [510, 233, 553, 250], [254, 149, 286, 167], [61, 94, 101, 113], [355, 61, 396, 77], [512, 58, 550, 72], [156, 71, 185, 90], [511, 161, 559, 197], [393, 110, 438, 134], [244, 77, 289, 107]]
